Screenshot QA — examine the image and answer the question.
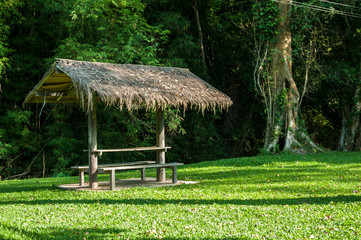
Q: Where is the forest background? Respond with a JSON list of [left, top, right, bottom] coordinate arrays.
[[1, 0, 361, 179]]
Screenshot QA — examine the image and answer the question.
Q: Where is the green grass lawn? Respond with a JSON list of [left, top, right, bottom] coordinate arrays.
[[1, 152, 361, 239]]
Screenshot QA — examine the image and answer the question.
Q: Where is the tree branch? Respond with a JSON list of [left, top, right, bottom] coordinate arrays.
[[6, 137, 51, 179]]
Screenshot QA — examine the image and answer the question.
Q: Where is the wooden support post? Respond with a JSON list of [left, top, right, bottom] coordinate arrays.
[[88, 102, 98, 189], [110, 169, 115, 190], [156, 109, 166, 182]]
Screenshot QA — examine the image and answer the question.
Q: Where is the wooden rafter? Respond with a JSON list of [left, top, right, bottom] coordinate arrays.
[[40, 83, 72, 90], [28, 96, 79, 103]]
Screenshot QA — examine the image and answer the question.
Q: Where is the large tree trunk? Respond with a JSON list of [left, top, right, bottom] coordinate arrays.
[[264, 0, 291, 152], [193, 0, 207, 74], [338, 62, 361, 151], [263, 0, 321, 153], [346, 85, 361, 151], [339, 84, 361, 151], [339, 111, 348, 151]]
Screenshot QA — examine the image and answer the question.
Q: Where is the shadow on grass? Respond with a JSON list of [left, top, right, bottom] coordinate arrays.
[[142, 238, 251, 240], [0, 177, 82, 194], [1, 152, 360, 196], [184, 152, 361, 168], [182, 167, 360, 183], [1, 195, 360, 206], [0, 223, 128, 240], [0, 166, 358, 195], [0, 184, 54, 194], [0, 223, 251, 240]]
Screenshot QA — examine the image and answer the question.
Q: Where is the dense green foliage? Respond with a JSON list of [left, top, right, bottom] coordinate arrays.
[[1, 0, 361, 177], [0, 152, 361, 239]]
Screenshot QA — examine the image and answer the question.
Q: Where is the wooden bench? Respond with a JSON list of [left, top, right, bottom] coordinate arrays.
[[71, 161, 155, 187], [98, 162, 184, 190]]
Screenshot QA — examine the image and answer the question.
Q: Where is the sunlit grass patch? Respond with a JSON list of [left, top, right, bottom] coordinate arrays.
[[0, 152, 360, 239]]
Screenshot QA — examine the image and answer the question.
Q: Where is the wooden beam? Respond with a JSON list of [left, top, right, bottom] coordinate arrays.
[[23, 66, 73, 105], [45, 76, 72, 84], [24, 65, 56, 104], [40, 83, 71, 90], [52, 72, 68, 77], [156, 109, 166, 182], [27, 96, 79, 103], [88, 101, 98, 189]]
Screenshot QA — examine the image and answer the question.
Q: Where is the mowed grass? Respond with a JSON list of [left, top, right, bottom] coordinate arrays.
[[0, 152, 361, 239]]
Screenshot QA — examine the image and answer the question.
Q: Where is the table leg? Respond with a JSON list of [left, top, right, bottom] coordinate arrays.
[[79, 170, 84, 186], [172, 166, 177, 184], [141, 168, 146, 180], [110, 169, 115, 190]]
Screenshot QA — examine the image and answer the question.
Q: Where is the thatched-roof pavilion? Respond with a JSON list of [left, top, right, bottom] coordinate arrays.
[[24, 59, 232, 189], [25, 59, 232, 112]]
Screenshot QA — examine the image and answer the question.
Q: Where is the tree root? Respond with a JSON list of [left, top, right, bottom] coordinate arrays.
[[284, 129, 323, 153]]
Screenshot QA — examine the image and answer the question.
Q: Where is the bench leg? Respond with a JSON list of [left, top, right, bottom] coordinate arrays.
[[172, 166, 177, 184], [110, 169, 115, 190], [79, 170, 84, 187], [141, 168, 146, 181]]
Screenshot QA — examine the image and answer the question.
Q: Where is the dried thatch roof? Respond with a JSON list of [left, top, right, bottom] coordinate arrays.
[[24, 59, 232, 112]]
